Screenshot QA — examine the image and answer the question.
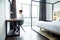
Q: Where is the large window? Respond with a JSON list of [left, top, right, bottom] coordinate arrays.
[[32, 1, 39, 26], [16, 0, 31, 26], [46, 4, 52, 20], [22, 5, 30, 17], [32, 5, 38, 17], [21, 0, 31, 4], [54, 2, 60, 11], [22, 4, 31, 26], [16, 0, 39, 26]]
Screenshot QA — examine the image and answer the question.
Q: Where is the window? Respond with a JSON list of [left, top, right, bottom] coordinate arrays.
[[21, 0, 31, 4], [32, 5, 38, 17], [16, 0, 31, 26], [32, 1, 39, 26], [22, 4, 31, 26], [46, 4, 52, 20], [22, 5, 30, 17], [16, 0, 39, 26]]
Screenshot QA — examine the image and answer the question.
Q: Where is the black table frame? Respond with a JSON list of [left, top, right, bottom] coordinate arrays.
[[5, 20, 24, 37]]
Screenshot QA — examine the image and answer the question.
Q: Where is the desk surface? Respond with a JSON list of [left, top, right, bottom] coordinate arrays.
[[5, 19, 24, 22]]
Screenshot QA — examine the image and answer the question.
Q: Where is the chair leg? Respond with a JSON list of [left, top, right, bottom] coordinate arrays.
[[20, 26, 25, 32]]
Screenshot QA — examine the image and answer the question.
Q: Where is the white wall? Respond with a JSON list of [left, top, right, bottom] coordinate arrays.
[[5, 0, 10, 20], [0, 0, 10, 40], [0, 0, 5, 40]]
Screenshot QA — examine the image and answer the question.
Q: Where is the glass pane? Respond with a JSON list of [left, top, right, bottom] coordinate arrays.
[[32, 5, 39, 17], [54, 2, 60, 11], [16, 3, 21, 17], [32, 1, 39, 17], [22, 5, 30, 17], [16, 3, 21, 10], [21, 0, 31, 4], [32, 1, 39, 5], [46, 0, 59, 3], [46, 4, 52, 20], [32, 1, 39, 26], [33, 0, 40, 1], [16, 0, 21, 3], [32, 18, 39, 26], [23, 18, 31, 26], [53, 2, 60, 20]]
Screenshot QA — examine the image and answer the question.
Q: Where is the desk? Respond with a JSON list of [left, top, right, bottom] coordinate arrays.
[[5, 19, 24, 37]]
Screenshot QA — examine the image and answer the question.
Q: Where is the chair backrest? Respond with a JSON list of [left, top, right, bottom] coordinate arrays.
[[17, 20, 24, 26]]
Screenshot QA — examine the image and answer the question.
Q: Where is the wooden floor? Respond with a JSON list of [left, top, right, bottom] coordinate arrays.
[[5, 27, 49, 40]]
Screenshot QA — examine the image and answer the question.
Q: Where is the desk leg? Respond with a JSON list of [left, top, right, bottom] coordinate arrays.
[[5, 21, 7, 38], [19, 26, 20, 36], [17, 25, 20, 36], [19, 27, 20, 35]]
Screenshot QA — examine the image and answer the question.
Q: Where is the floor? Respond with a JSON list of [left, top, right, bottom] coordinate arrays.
[[5, 26, 49, 40], [39, 30, 60, 40], [32, 26, 60, 40]]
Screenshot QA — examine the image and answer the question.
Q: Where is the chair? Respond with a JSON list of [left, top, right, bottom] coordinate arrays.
[[17, 20, 25, 32]]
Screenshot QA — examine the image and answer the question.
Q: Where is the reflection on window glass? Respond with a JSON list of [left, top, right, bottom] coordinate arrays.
[[22, 5, 30, 17]]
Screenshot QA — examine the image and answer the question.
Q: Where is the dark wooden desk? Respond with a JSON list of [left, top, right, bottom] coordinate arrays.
[[5, 19, 24, 37]]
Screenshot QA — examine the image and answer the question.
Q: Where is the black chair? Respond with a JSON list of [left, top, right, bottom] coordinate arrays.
[[16, 20, 25, 32]]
